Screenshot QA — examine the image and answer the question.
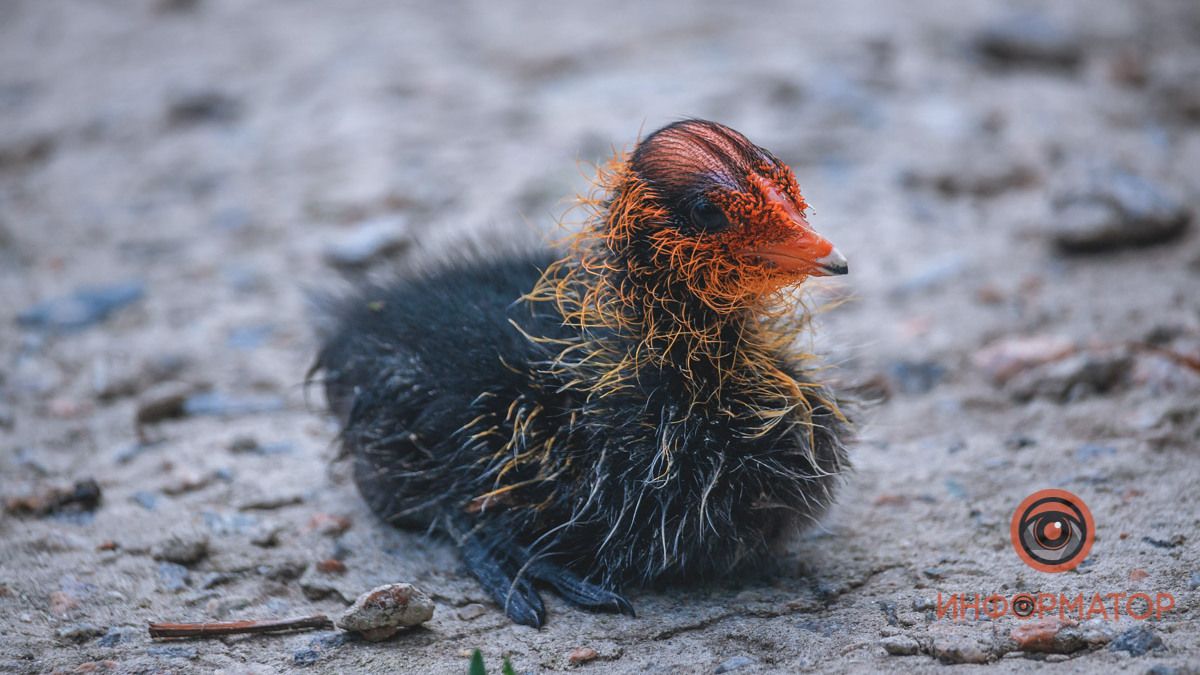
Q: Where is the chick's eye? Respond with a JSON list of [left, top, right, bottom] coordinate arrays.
[[689, 201, 730, 232]]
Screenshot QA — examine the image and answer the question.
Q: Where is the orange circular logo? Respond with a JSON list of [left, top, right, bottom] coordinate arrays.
[[1010, 489, 1094, 573]]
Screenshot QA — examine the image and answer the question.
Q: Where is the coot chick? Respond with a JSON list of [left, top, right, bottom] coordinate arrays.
[[314, 119, 852, 627]]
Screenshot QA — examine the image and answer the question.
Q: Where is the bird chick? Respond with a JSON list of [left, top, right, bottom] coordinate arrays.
[[313, 119, 851, 627]]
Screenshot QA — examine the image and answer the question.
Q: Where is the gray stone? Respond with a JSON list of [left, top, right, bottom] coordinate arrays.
[[336, 583, 435, 641], [880, 634, 921, 656], [152, 531, 210, 565], [1108, 625, 1164, 656], [1052, 170, 1190, 253]]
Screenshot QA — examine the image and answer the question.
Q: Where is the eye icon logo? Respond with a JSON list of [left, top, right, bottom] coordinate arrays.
[[1011, 489, 1094, 573]]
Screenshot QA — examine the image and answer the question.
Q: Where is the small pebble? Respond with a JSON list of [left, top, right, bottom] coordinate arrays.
[[49, 591, 80, 617], [308, 513, 352, 536], [880, 634, 921, 656], [132, 491, 158, 510], [135, 383, 199, 426], [152, 532, 210, 565], [17, 281, 144, 333], [157, 562, 191, 592], [322, 216, 412, 269], [261, 560, 307, 581], [96, 627, 128, 647], [457, 603, 487, 621], [713, 655, 754, 672], [146, 645, 199, 660], [166, 90, 241, 126], [1108, 625, 1164, 656], [4, 479, 101, 516], [974, 12, 1082, 69], [56, 623, 104, 642], [931, 635, 993, 664], [292, 649, 321, 666], [569, 647, 600, 666], [1010, 617, 1084, 654], [336, 583, 435, 641], [316, 558, 347, 575]]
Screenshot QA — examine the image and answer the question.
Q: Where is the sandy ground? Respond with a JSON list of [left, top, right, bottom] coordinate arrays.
[[2, 0, 1199, 673]]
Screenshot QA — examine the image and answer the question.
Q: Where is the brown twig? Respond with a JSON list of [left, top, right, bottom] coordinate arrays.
[[148, 614, 334, 639]]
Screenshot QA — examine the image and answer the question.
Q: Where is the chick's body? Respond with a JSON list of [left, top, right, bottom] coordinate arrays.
[[315, 120, 851, 626]]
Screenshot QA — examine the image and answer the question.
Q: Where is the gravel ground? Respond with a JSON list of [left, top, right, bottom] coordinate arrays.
[[2, 1, 1199, 673]]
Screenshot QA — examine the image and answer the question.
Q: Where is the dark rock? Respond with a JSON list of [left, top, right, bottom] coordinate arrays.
[[5, 479, 101, 517], [166, 90, 241, 126], [96, 627, 132, 647], [714, 655, 755, 672], [878, 600, 899, 627], [1051, 171, 1190, 254], [0, 134, 55, 171], [261, 560, 307, 581], [293, 648, 321, 666], [1142, 534, 1185, 549], [1005, 349, 1133, 402], [1005, 435, 1037, 450], [157, 562, 191, 592], [912, 161, 1037, 198], [975, 13, 1083, 70], [322, 216, 412, 269], [135, 383, 201, 426], [1108, 625, 1164, 656], [17, 282, 144, 333]]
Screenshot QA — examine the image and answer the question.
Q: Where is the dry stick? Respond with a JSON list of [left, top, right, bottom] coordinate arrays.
[[148, 614, 333, 639]]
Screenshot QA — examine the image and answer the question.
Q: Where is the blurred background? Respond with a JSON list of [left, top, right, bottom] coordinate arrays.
[[2, 1, 1198, 672]]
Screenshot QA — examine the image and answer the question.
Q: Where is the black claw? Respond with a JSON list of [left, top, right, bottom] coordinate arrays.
[[459, 529, 546, 628], [529, 559, 636, 617]]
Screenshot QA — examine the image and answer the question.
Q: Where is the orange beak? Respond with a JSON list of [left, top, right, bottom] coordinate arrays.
[[741, 188, 848, 276], [749, 233, 848, 277]]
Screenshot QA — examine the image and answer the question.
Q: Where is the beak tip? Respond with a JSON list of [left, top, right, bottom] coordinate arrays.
[[815, 248, 849, 276]]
